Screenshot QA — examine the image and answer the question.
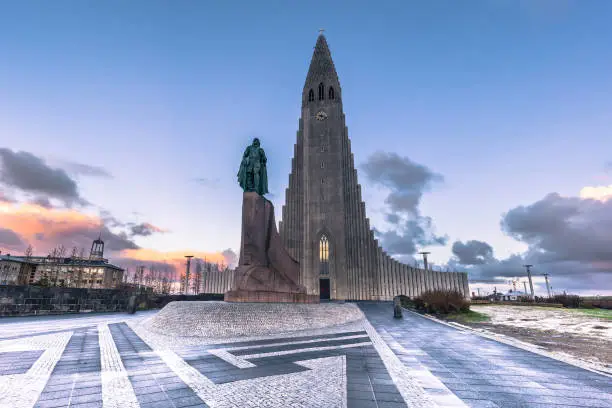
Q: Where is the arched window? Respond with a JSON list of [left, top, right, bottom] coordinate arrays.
[[308, 89, 314, 102], [318, 82, 325, 100], [328, 86, 335, 100], [319, 235, 329, 275]]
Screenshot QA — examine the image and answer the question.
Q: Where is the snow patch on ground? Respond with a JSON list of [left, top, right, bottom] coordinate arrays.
[[471, 305, 612, 340]]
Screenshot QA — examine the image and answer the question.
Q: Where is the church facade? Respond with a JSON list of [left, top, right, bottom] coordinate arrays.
[[279, 34, 469, 301]]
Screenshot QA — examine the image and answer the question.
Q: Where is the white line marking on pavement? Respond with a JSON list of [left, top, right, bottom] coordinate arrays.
[[98, 324, 140, 408], [361, 319, 469, 408], [219, 334, 371, 352], [0, 331, 72, 408], [208, 348, 256, 369], [238, 341, 371, 360]]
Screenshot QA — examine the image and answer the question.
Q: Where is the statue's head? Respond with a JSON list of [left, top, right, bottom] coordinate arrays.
[[252, 138, 260, 147]]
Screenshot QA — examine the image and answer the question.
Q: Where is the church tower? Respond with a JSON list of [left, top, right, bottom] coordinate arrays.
[[280, 33, 470, 301], [89, 234, 105, 260], [280, 33, 379, 300]]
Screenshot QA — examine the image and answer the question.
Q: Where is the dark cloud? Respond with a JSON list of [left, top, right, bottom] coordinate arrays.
[[47, 224, 139, 253], [452, 193, 612, 293], [361, 151, 443, 216], [221, 248, 238, 268], [361, 151, 446, 257], [502, 193, 612, 264], [128, 222, 167, 237], [62, 161, 113, 178], [0, 228, 25, 250], [452, 240, 495, 265], [31, 196, 53, 209], [0, 148, 86, 206]]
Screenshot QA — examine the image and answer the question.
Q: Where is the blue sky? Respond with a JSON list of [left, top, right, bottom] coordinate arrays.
[[1, 1, 611, 294]]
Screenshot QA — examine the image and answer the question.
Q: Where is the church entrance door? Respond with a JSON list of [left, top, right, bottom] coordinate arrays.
[[319, 279, 330, 300]]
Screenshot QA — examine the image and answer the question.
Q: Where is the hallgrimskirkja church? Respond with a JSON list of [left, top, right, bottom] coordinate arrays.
[[278, 34, 469, 300]]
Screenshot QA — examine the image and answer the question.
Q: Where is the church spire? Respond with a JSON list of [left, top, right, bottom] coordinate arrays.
[[304, 32, 339, 89]]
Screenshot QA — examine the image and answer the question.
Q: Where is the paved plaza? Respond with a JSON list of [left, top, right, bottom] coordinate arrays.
[[0, 303, 610, 408]]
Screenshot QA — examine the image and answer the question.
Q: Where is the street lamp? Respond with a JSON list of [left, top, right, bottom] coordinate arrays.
[[523, 264, 534, 299], [418, 252, 431, 271]]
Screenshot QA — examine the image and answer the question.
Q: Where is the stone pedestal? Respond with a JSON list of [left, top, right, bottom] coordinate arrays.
[[225, 192, 317, 303]]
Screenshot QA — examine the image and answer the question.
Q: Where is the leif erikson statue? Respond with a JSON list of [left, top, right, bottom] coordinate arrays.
[[237, 138, 269, 196], [227, 137, 315, 303]]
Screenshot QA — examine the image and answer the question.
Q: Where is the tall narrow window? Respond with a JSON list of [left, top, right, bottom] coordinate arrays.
[[328, 86, 335, 100], [318, 82, 325, 100], [308, 89, 314, 102], [319, 235, 329, 275]]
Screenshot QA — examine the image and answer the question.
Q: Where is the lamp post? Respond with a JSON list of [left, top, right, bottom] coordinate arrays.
[[543, 273, 552, 298], [523, 264, 534, 299], [418, 252, 431, 271]]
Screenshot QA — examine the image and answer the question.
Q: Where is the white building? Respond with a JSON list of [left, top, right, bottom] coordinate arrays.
[[0, 237, 124, 289]]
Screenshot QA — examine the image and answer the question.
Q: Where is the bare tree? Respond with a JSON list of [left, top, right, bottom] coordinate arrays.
[[192, 261, 202, 294]]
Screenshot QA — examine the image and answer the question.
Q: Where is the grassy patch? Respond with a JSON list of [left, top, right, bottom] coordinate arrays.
[[574, 308, 612, 320], [442, 309, 490, 324]]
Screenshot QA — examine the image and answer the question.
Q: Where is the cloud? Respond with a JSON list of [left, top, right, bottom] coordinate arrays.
[[30, 196, 53, 209], [502, 193, 612, 265], [221, 248, 238, 268], [128, 222, 168, 237], [0, 189, 16, 203], [0, 227, 25, 250], [579, 185, 612, 202], [0, 148, 86, 206], [361, 151, 447, 256], [0, 201, 138, 254], [0, 201, 234, 278], [361, 151, 443, 216], [452, 190, 612, 294], [61, 161, 113, 178], [452, 240, 495, 265]]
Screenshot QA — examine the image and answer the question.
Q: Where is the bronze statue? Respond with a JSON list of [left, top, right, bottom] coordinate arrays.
[[237, 138, 269, 196]]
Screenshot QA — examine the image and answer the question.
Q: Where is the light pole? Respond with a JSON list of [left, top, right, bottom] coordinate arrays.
[[543, 273, 552, 298], [184, 255, 194, 295], [523, 264, 534, 299], [418, 251, 431, 271]]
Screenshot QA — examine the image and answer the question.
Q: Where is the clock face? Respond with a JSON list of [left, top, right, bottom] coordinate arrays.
[[315, 111, 328, 121]]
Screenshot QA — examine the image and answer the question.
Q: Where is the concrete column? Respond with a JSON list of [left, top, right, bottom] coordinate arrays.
[[406, 267, 412, 297], [462, 272, 470, 299], [455, 272, 461, 293], [388, 256, 395, 298], [379, 253, 385, 300], [365, 220, 372, 300], [359, 201, 366, 300], [389, 260, 395, 298], [400, 262, 406, 296], [393, 261, 402, 296], [400, 263, 410, 296]]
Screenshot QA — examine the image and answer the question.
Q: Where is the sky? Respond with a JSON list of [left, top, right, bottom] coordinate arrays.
[[1, 0, 611, 295]]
